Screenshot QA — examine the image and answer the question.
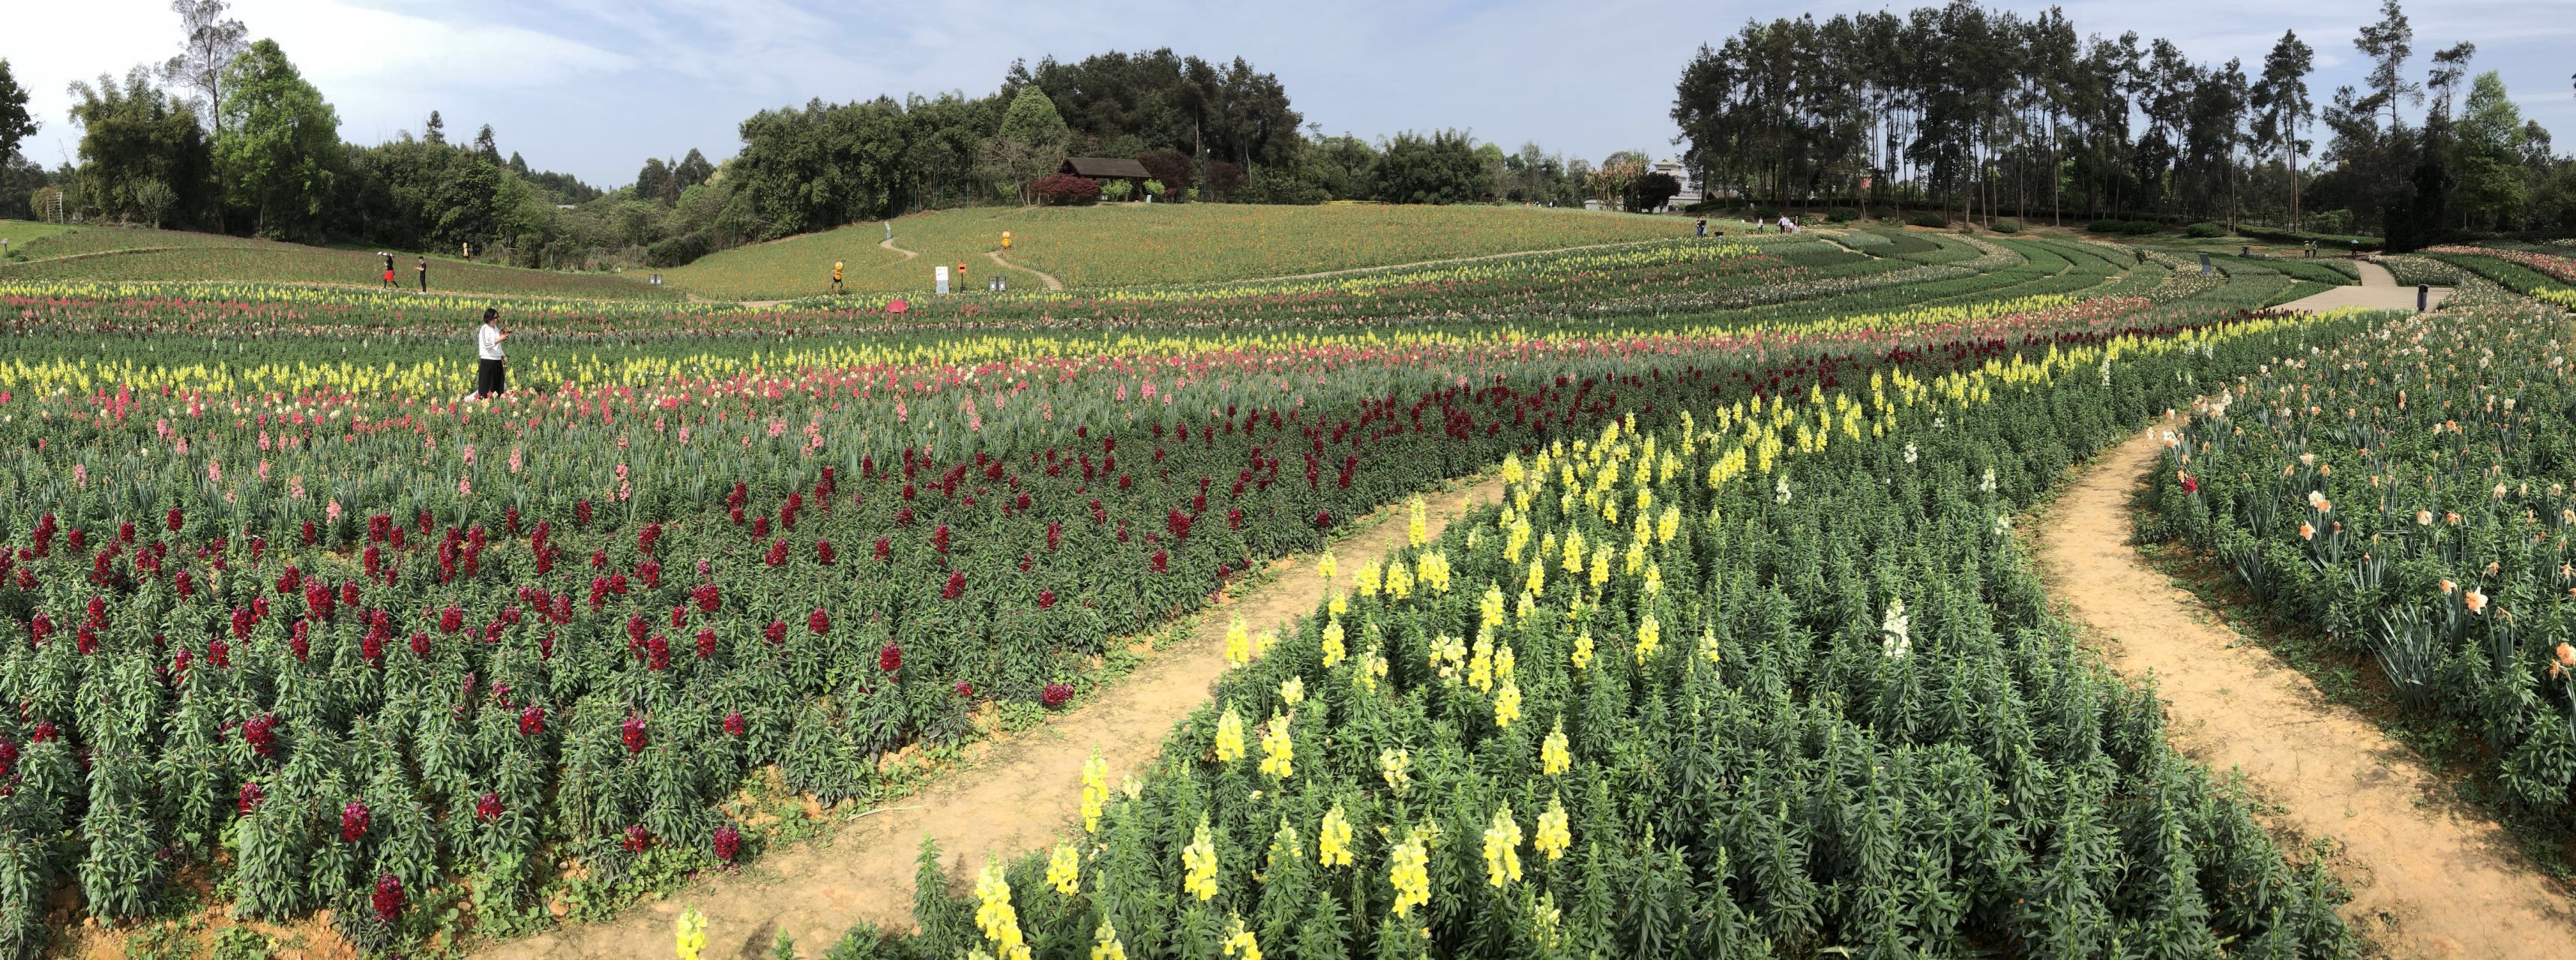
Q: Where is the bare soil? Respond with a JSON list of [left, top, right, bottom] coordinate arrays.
[[478, 474, 1505, 960], [2034, 424, 2576, 957]]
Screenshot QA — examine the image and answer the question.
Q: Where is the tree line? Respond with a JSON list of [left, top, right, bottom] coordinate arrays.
[[0, 2, 1684, 272], [1671, 0, 2576, 245]]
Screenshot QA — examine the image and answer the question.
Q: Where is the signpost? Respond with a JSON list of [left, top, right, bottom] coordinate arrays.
[[935, 266, 950, 295]]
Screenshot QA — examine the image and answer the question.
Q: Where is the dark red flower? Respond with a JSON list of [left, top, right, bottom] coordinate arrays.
[[807, 608, 830, 634], [713, 824, 742, 862], [954, 680, 975, 698], [237, 782, 263, 816], [622, 824, 651, 852], [622, 715, 648, 754], [723, 710, 747, 737], [371, 874, 405, 922], [519, 704, 546, 736], [1038, 589, 1056, 610], [942, 570, 966, 600], [879, 643, 902, 673], [341, 800, 370, 842], [696, 628, 717, 660], [475, 791, 503, 820], [1041, 683, 1074, 709]]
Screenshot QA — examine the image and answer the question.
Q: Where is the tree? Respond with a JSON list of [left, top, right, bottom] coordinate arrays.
[[635, 158, 670, 205], [0, 59, 34, 164], [672, 148, 714, 189], [986, 87, 1071, 204], [214, 39, 342, 238], [2251, 32, 2314, 229], [2353, 0, 2416, 131], [66, 67, 212, 227], [159, 0, 249, 135], [1138, 148, 1195, 195], [1375, 130, 1484, 204], [1631, 172, 1683, 212], [424, 110, 445, 146], [2455, 71, 2526, 228]]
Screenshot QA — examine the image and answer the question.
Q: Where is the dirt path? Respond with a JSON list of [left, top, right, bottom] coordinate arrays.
[[482, 473, 1506, 960], [880, 233, 916, 261], [2276, 259, 2450, 313], [2034, 424, 2576, 958], [983, 249, 1062, 291]]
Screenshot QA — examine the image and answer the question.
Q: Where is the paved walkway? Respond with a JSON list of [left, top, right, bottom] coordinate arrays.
[[2276, 259, 2449, 312]]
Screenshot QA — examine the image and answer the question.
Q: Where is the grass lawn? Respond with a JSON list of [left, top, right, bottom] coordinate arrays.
[[1, 224, 677, 301], [663, 202, 1693, 300], [0, 219, 76, 254]]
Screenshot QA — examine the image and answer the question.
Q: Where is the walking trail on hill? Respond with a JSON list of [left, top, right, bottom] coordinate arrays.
[[2276, 259, 2450, 313], [482, 473, 1507, 960], [2034, 424, 2576, 958], [984, 249, 1062, 291]]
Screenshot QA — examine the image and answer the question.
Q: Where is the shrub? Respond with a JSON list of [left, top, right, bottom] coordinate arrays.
[[1989, 219, 2020, 233], [2086, 219, 2125, 233], [2120, 220, 2162, 236], [645, 230, 714, 268], [1909, 212, 1948, 228], [1100, 179, 1134, 202], [1032, 175, 1101, 206], [2185, 222, 2226, 238], [1826, 207, 1860, 223]]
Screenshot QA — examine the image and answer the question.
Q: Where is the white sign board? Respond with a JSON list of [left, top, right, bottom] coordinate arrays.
[[935, 266, 950, 295]]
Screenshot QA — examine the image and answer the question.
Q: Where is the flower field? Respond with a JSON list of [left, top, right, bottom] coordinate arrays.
[[0, 227, 2405, 957], [2146, 278, 2576, 818], [660, 204, 1695, 300], [881, 307, 2374, 959]]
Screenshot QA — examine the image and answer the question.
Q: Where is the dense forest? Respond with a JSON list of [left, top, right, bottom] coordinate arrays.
[[1672, 0, 2576, 244]]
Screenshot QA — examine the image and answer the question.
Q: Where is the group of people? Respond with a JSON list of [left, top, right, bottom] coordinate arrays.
[[379, 253, 430, 292], [1693, 214, 1802, 236]]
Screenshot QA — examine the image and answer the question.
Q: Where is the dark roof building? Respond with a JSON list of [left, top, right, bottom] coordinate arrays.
[[1060, 157, 1152, 181]]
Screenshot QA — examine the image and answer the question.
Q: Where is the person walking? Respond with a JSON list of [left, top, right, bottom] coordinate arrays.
[[381, 253, 397, 289], [473, 308, 508, 399], [831, 260, 845, 294], [417, 256, 429, 292], [1695, 217, 1707, 237]]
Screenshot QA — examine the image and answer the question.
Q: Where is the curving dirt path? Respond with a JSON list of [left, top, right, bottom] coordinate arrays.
[[983, 249, 1062, 291], [2035, 424, 2576, 958], [481, 472, 1506, 960], [879, 232, 916, 261]]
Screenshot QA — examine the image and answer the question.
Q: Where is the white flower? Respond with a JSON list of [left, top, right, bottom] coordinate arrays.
[[1902, 442, 1919, 464], [1773, 475, 1791, 505], [1993, 514, 2013, 536], [1979, 468, 1996, 494], [1880, 598, 1911, 659]]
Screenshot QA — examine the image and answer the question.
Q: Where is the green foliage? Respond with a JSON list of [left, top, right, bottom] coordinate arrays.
[[2185, 222, 2226, 238], [1375, 130, 1487, 205], [0, 58, 34, 164], [1987, 218, 2020, 233], [1908, 213, 1948, 228], [214, 40, 342, 240], [65, 67, 214, 229]]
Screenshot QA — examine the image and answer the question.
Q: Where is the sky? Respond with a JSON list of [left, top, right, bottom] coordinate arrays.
[[7, 0, 2573, 190]]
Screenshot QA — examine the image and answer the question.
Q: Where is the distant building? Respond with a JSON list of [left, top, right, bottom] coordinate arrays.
[[1059, 157, 1152, 192], [1649, 158, 1704, 212]]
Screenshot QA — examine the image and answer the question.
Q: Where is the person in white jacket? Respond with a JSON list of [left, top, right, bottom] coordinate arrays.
[[474, 308, 510, 398]]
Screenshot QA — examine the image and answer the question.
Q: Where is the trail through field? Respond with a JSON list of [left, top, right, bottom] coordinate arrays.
[[880, 234, 917, 261], [2275, 259, 2449, 312], [2035, 424, 2576, 958], [984, 249, 1062, 291], [480, 472, 1508, 960]]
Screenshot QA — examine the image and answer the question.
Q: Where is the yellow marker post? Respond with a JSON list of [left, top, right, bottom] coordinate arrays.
[[1002, 231, 1013, 250]]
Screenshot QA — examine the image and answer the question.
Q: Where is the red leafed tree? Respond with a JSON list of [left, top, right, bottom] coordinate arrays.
[[1032, 174, 1100, 206]]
